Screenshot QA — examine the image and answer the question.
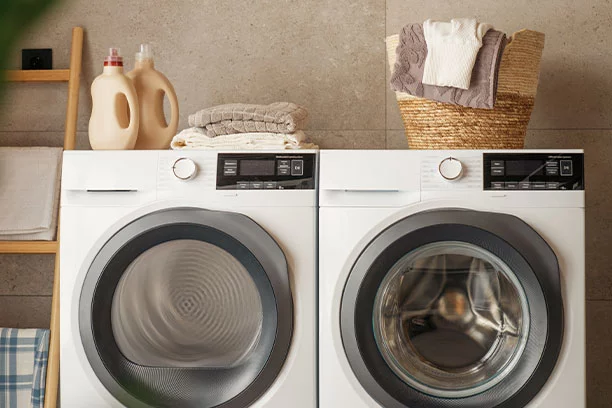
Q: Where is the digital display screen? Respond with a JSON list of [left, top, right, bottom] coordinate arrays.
[[240, 160, 276, 176], [506, 160, 545, 176]]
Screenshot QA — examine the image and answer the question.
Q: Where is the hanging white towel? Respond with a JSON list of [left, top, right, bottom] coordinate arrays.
[[422, 18, 493, 90], [170, 128, 318, 150], [0, 147, 62, 240]]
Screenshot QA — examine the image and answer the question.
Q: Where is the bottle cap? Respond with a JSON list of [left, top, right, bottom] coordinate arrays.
[[104, 48, 123, 67], [135, 44, 154, 62]]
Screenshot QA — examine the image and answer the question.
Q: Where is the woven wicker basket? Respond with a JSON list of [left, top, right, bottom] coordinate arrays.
[[386, 30, 545, 149]]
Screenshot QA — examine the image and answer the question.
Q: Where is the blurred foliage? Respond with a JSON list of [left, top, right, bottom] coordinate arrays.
[[0, 0, 60, 94]]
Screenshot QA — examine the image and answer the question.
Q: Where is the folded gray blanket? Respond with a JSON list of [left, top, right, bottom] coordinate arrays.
[[188, 102, 309, 137], [390, 23, 506, 109]]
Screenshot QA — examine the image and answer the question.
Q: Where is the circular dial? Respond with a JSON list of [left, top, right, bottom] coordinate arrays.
[[172, 158, 198, 180], [438, 157, 464, 181]]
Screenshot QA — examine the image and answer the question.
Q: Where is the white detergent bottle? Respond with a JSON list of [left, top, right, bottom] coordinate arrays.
[[88, 48, 140, 150], [127, 44, 179, 149]]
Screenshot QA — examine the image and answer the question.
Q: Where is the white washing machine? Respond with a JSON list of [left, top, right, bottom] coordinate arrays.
[[319, 150, 585, 408], [59, 150, 317, 408]]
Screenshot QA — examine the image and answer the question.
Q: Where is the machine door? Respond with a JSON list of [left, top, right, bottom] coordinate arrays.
[[78, 208, 292, 408], [341, 209, 563, 408]]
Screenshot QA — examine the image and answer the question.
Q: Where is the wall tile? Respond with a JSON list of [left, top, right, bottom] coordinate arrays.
[[386, 130, 408, 149], [5, 0, 387, 133], [386, 0, 612, 129], [310, 130, 385, 149], [526, 130, 612, 300], [0, 296, 51, 328], [386, 69, 404, 130], [0, 131, 90, 149], [0, 83, 89, 133], [586, 301, 612, 408], [0, 255, 54, 296]]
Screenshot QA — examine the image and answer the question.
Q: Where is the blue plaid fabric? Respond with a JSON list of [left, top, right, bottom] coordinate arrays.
[[0, 328, 50, 408]]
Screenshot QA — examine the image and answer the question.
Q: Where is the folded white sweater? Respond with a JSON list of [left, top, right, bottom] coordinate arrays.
[[422, 18, 493, 89], [171, 128, 318, 150]]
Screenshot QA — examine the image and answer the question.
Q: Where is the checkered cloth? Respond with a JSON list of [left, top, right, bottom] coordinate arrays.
[[0, 328, 50, 408]]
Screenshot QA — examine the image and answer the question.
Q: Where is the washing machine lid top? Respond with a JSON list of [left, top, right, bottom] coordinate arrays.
[[341, 209, 563, 408], [78, 207, 293, 408]]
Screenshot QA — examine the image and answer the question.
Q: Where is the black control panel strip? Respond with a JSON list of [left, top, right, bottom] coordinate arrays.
[[483, 153, 584, 191], [216, 153, 316, 190]]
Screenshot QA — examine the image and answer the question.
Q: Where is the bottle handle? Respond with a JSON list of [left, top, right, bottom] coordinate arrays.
[[162, 81, 179, 131], [123, 82, 140, 135]]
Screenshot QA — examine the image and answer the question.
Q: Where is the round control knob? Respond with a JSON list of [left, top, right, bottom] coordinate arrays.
[[439, 157, 464, 181], [172, 157, 197, 180]]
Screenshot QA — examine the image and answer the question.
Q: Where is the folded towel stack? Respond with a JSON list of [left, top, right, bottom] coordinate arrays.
[[173, 102, 317, 150], [0, 147, 62, 240], [0, 328, 50, 408]]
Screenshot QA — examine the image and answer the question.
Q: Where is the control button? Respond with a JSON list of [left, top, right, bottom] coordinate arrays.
[[519, 182, 531, 190], [505, 182, 518, 190], [547, 182, 560, 190], [224, 160, 238, 167], [264, 181, 277, 190], [533, 182, 546, 190], [278, 160, 290, 168], [560, 160, 573, 176], [491, 182, 505, 190], [250, 181, 263, 189], [491, 167, 505, 176], [491, 160, 504, 167], [546, 167, 559, 176], [172, 157, 197, 180], [223, 167, 237, 176], [278, 167, 290, 176], [237, 181, 249, 190], [438, 157, 464, 181], [291, 160, 304, 176]]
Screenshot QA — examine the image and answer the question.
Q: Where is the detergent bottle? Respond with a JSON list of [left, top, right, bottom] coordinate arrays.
[[88, 48, 139, 150], [127, 44, 179, 149]]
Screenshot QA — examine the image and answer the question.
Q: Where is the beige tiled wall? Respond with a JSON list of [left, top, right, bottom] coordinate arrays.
[[0, 0, 609, 405]]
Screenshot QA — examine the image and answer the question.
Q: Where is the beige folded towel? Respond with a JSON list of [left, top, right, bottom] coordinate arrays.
[[171, 128, 318, 150], [0, 147, 62, 240], [188, 102, 309, 137]]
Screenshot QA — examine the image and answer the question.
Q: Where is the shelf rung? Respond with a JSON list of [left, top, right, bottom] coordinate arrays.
[[4, 70, 70, 83], [0, 240, 58, 254]]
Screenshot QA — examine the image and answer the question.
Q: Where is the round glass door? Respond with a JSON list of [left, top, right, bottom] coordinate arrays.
[[373, 242, 529, 398], [78, 208, 293, 408], [112, 239, 264, 369], [341, 209, 563, 408]]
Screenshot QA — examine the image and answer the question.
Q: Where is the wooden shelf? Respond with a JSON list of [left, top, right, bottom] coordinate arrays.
[[4, 69, 70, 83], [0, 240, 58, 254]]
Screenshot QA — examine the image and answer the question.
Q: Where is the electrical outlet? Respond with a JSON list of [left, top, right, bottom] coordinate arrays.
[[22, 49, 52, 70]]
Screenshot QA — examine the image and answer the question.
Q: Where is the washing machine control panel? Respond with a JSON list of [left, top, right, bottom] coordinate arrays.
[[483, 153, 584, 190], [216, 153, 317, 190]]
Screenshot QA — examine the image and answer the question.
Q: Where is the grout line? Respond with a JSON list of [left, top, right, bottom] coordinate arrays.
[[384, 0, 388, 148], [0, 295, 53, 298], [3, 128, 612, 133]]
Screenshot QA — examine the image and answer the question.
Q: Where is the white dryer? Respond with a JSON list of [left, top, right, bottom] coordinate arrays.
[[59, 150, 317, 408], [319, 150, 585, 408]]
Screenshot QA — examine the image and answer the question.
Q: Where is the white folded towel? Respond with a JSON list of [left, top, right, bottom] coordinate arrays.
[[170, 128, 318, 150], [422, 18, 493, 89], [0, 147, 62, 240]]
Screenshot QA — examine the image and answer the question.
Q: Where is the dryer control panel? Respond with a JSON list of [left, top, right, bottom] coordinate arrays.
[[483, 153, 584, 191], [216, 153, 317, 190]]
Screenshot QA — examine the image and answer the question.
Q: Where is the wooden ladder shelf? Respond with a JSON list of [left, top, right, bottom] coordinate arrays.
[[1, 26, 83, 408]]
